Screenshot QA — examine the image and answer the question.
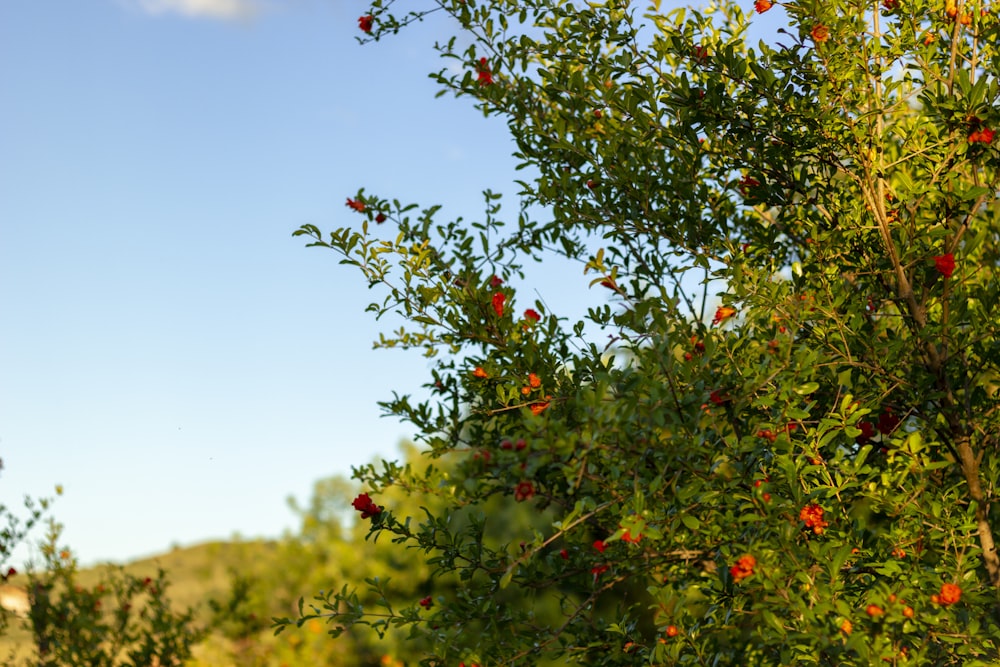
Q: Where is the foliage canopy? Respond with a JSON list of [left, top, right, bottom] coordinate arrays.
[[289, 0, 1000, 663]]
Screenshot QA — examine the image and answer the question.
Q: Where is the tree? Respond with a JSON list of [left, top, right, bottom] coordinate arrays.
[[288, 0, 1000, 663]]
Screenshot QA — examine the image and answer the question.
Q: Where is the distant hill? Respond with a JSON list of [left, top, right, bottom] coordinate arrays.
[[0, 538, 282, 666]]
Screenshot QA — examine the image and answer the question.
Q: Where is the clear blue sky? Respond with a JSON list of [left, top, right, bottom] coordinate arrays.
[[0, 0, 783, 567], [0, 0, 535, 566]]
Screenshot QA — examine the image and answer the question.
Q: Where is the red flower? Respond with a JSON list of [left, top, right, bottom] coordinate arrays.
[[375, 212, 387, 224], [346, 197, 365, 212], [472, 366, 489, 378], [933, 253, 955, 278], [754, 0, 773, 11], [799, 503, 829, 535], [729, 554, 756, 581], [492, 292, 505, 317], [591, 563, 610, 577], [709, 389, 728, 405], [351, 492, 383, 519], [489, 275, 504, 288], [559, 548, 569, 559], [523, 308, 541, 322], [476, 57, 493, 86], [855, 420, 876, 444], [514, 481, 535, 502], [866, 604, 884, 617], [593, 539, 607, 553], [358, 15, 373, 33], [738, 175, 761, 196], [882, 0, 898, 9], [877, 410, 901, 435], [4, 567, 15, 578], [969, 127, 995, 144], [665, 625, 680, 637], [419, 596, 433, 609]]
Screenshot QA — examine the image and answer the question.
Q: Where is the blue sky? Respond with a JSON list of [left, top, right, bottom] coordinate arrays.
[[0, 0, 785, 567], [0, 0, 541, 566]]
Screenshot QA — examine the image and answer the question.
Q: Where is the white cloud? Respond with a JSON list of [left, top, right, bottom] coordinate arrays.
[[135, 0, 261, 20]]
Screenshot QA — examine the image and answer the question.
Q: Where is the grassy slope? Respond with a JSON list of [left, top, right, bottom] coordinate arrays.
[[0, 539, 282, 665]]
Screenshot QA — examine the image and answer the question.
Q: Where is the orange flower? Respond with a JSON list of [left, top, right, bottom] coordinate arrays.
[[530, 396, 552, 415], [799, 503, 829, 535], [523, 308, 541, 322], [514, 481, 535, 502], [729, 554, 756, 581], [754, 0, 773, 12], [621, 529, 643, 544], [840, 619, 853, 634], [528, 373, 541, 388], [936, 583, 961, 605], [866, 604, 884, 617], [665, 625, 680, 637], [346, 197, 365, 212], [472, 366, 488, 378], [713, 306, 737, 325], [811, 24, 829, 42]]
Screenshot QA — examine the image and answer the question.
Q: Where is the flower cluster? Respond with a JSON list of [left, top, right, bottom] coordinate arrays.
[[969, 127, 995, 144], [932, 582, 961, 605], [729, 554, 756, 581], [799, 503, 828, 535], [351, 493, 382, 519]]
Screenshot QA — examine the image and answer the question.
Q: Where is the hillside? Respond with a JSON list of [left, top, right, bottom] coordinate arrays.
[[0, 539, 295, 666]]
